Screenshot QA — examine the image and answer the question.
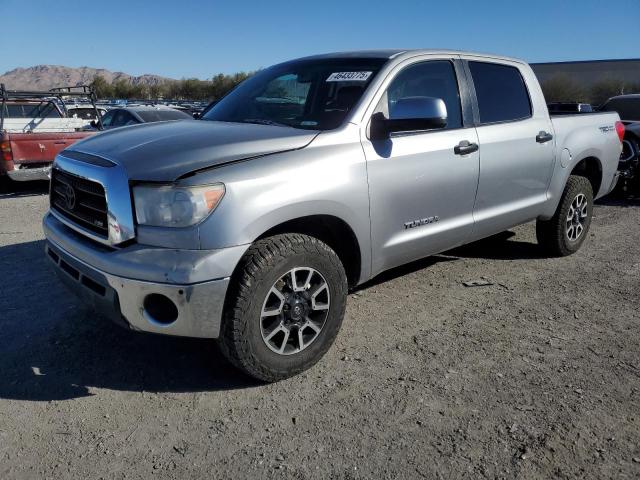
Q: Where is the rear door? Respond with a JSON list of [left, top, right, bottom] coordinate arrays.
[[462, 58, 555, 239], [362, 56, 480, 276]]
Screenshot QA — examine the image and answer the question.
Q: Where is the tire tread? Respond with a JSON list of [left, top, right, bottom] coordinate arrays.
[[219, 233, 346, 382], [536, 175, 593, 256]]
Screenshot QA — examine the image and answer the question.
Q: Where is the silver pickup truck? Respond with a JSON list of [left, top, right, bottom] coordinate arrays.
[[43, 50, 624, 381]]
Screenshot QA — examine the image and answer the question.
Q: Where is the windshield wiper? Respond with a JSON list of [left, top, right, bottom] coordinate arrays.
[[241, 118, 289, 127]]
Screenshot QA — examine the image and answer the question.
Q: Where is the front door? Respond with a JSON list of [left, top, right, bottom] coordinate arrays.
[[362, 58, 480, 276]]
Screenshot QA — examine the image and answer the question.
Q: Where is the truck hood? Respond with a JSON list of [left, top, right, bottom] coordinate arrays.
[[67, 120, 319, 181]]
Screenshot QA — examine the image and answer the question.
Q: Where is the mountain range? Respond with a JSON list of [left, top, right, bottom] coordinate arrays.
[[0, 65, 174, 91]]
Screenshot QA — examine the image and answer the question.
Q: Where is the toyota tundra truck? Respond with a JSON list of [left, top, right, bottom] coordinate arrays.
[[43, 50, 624, 382]]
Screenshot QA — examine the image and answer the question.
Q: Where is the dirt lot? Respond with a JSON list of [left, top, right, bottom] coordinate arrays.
[[0, 182, 638, 479]]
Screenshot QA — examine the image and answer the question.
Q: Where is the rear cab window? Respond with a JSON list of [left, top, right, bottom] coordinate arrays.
[[468, 61, 532, 124], [2, 102, 61, 118]]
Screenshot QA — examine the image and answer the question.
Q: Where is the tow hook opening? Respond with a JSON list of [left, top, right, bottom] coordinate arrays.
[[143, 294, 179, 325]]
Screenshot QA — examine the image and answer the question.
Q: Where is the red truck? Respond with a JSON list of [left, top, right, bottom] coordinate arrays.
[[0, 85, 101, 184]]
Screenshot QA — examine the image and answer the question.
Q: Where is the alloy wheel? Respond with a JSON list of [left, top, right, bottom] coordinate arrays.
[[260, 267, 330, 355], [566, 193, 588, 241]]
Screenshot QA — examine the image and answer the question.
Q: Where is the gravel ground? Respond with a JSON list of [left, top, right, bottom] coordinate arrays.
[[0, 182, 639, 480]]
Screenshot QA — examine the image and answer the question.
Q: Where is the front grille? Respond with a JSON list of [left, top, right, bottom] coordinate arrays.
[[51, 169, 108, 237]]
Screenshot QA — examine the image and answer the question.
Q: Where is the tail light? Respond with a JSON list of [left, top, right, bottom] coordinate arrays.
[[615, 121, 625, 143], [1, 140, 13, 163]]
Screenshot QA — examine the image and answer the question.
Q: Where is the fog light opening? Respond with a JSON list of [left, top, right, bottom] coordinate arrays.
[[143, 294, 179, 325]]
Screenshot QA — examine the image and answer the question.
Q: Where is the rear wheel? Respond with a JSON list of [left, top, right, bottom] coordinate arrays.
[[218, 234, 347, 382], [536, 175, 593, 256]]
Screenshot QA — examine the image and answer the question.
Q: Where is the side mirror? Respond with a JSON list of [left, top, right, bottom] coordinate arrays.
[[90, 120, 98, 129], [192, 112, 201, 119], [371, 96, 447, 139]]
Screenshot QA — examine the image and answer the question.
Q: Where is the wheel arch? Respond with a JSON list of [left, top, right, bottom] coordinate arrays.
[[255, 214, 363, 288], [570, 155, 603, 196]]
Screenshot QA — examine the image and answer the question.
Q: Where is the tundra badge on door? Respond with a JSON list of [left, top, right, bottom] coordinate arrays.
[[404, 216, 440, 229]]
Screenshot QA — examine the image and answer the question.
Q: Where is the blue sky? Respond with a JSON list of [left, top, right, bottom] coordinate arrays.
[[1, 0, 638, 78]]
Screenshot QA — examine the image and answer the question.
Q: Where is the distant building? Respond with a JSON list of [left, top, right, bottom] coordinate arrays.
[[531, 59, 640, 88]]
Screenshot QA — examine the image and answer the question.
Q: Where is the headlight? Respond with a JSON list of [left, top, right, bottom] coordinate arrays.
[[133, 183, 225, 228]]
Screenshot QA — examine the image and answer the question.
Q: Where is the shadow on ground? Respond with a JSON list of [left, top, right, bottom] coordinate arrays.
[[0, 240, 259, 402], [356, 230, 544, 291], [596, 194, 640, 207], [0, 179, 50, 198], [447, 231, 547, 260]]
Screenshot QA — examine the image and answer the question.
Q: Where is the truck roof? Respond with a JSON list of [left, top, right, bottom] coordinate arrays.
[[294, 49, 526, 64], [606, 94, 640, 100]]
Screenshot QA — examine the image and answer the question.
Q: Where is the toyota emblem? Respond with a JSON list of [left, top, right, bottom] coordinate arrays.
[[62, 184, 76, 210]]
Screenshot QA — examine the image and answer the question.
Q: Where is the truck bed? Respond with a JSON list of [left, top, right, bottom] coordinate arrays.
[[3, 117, 86, 133], [1, 130, 95, 181], [548, 111, 621, 200]]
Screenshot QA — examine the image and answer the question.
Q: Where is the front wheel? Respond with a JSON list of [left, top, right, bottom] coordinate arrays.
[[536, 175, 593, 256], [0, 175, 12, 194], [218, 234, 347, 382]]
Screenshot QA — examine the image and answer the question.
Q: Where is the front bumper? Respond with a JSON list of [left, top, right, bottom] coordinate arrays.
[[43, 212, 249, 338], [7, 165, 52, 182], [46, 239, 230, 338]]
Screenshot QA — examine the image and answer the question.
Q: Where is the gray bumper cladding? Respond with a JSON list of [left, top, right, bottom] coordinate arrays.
[[45, 240, 230, 338]]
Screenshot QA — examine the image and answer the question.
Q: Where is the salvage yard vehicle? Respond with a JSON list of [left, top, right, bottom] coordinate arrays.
[[43, 50, 624, 382], [599, 94, 640, 193], [65, 104, 108, 124], [0, 85, 100, 183], [93, 106, 192, 130]]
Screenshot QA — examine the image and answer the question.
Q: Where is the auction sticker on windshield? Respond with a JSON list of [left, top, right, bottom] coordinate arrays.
[[326, 71, 372, 82]]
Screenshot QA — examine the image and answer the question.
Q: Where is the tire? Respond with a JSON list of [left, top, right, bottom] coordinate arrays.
[[536, 175, 593, 256], [0, 175, 12, 194], [218, 233, 348, 382]]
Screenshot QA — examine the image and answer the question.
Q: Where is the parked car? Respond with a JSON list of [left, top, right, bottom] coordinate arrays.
[[44, 50, 623, 382], [65, 104, 108, 123], [599, 94, 640, 192], [193, 100, 218, 119], [94, 106, 192, 129], [0, 85, 98, 183]]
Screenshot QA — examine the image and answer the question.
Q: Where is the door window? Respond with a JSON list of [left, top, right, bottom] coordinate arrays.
[[377, 60, 463, 130], [468, 61, 531, 124], [100, 111, 115, 127]]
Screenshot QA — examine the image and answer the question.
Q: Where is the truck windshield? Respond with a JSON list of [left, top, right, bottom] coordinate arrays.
[[202, 58, 387, 130]]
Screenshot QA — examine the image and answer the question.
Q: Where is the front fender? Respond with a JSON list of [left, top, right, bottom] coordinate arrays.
[[190, 129, 372, 281]]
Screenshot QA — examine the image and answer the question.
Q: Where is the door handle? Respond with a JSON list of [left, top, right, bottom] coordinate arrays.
[[536, 131, 553, 143], [454, 140, 479, 155]]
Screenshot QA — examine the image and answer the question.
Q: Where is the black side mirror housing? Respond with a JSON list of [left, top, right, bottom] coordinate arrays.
[[370, 96, 448, 140], [192, 112, 201, 119], [90, 120, 98, 129]]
